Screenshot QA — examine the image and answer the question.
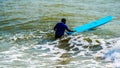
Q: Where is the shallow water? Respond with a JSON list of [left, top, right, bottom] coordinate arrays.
[[0, 0, 120, 68]]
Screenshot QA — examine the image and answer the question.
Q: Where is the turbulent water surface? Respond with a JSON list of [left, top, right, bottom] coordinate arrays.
[[0, 0, 120, 68]]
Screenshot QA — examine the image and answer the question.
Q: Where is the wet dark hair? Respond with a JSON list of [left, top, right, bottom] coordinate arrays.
[[61, 18, 66, 23]]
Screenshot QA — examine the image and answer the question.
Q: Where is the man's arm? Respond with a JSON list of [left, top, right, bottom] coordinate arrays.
[[53, 23, 58, 31], [54, 26, 56, 31], [65, 25, 75, 32]]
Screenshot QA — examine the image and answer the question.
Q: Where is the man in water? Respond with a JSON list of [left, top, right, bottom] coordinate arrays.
[[54, 18, 74, 39]]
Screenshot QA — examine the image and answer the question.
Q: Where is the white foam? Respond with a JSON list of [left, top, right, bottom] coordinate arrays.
[[1, 33, 120, 68], [31, 35, 120, 68], [99, 38, 120, 68]]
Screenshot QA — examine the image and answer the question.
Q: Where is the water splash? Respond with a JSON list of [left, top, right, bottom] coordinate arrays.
[[31, 35, 120, 68]]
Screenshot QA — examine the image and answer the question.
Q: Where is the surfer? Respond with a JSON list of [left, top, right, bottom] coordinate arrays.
[[54, 18, 74, 39]]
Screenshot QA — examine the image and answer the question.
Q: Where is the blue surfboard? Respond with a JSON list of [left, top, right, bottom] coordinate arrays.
[[68, 16, 113, 35]]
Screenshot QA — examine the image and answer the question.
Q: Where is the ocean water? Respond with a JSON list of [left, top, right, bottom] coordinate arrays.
[[0, 0, 120, 68]]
